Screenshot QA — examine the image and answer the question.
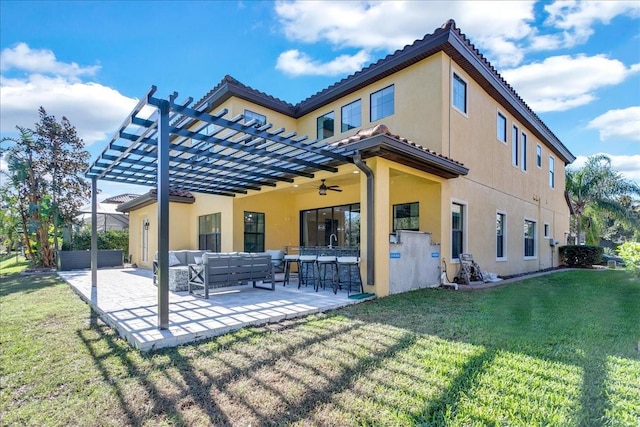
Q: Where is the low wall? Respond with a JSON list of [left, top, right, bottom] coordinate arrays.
[[57, 250, 124, 271]]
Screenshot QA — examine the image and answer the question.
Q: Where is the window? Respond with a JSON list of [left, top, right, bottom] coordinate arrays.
[[496, 212, 506, 259], [512, 126, 519, 166], [199, 213, 221, 252], [244, 109, 266, 128], [341, 99, 361, 132], [370, 85, 394, 121], [536, 144, 542, 168], [244, 211, 265, 252], [544, 223, 550, 239], [521, 132, 527, 171], [300, 204, 360, 247], [317, 111, 334, 140], [549, 156, 555, 188], [393, 202, 419, 231], [451, 202, 465, 260], [452, 73, 467, 114], [497, 112, 507, 142], [524, 219, 536, 258]]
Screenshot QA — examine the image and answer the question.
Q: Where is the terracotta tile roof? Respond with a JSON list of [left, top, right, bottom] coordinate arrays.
[[149, 188, 194, 199], [332, 124, 465, 168]]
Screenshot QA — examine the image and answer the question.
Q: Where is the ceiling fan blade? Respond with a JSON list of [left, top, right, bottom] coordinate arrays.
[[329, 187, 343, 192]]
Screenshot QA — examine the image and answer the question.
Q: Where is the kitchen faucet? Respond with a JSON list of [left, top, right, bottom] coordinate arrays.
[[329, 234, 338, 249]]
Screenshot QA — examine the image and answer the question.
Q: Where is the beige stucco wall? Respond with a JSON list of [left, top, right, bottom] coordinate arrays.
[[123, 50, 570, 292]]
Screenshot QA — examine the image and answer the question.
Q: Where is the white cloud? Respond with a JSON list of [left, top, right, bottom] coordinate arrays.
[[274, 0, 536, 75], [586, 107, 640, 142], [276, 49, 370, 76], [0, 43, 136, 145], [502, 55, 640, 112], [543, 0, 640, 48], [1, 43, 100, 80], [571, 153, 640, 182]]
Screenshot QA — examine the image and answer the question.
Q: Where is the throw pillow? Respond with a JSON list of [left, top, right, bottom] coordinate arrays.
[[194, 256, 203, 265], [168, 252, 181, 267]]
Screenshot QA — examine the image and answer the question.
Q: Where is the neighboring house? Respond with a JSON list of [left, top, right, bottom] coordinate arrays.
[[94, 20, 575, 297], [76, 193, 139, 231]]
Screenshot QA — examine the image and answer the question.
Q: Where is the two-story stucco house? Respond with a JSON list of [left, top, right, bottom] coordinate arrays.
[[102, 20, 575, 297]]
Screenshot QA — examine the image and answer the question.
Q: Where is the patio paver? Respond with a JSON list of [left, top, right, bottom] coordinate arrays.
[[58, 268, 373, 351]]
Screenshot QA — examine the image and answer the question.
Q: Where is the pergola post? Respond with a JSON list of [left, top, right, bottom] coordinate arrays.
[[157, 100, 170, 329], [91, 177, 98, 287]]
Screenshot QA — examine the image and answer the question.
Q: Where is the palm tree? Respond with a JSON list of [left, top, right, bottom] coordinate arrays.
[[566, 154, 640, 245]]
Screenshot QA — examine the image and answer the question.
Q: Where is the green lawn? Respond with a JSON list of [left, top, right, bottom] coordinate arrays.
[[1, 269, 639, 426], [0, 253, 29, 277]]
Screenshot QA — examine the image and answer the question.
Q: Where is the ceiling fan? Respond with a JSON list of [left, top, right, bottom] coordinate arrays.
[[318, 179, 342, 195]]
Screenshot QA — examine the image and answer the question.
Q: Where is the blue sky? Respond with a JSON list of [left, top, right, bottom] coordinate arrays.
[[1, 0, 639, 199]]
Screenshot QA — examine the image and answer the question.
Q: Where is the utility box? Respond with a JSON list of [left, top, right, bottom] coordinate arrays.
[[388, 230, 440, 294]]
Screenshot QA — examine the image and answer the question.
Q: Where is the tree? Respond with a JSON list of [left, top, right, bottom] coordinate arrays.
[[566, 154, 640, 245], [0, 108, 90, 267]]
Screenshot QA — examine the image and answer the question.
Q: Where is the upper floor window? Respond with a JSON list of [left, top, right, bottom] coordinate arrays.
[[317, 111, 334, 140], [549, 156, 555, 188], [497, 112, 507, 142], [341, 99, 361, 132], [370, 85, 394, 121], [244, 109, 266, 128], [393, 202, 419, 231], [536, 144, 542, 168], [544, 223, 551, 239], [452, 73, 467, 114], [521, 132, 527, 171], [512, 126, 519, 166]]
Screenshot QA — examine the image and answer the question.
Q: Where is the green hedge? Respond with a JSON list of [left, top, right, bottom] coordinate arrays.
[[559, 245, 603, 267], [70, 229, 129, 256]]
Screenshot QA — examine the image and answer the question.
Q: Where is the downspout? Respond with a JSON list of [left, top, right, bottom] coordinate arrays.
[[353, 152, 374, 285]]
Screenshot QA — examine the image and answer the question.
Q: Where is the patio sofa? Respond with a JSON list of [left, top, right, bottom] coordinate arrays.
[[153, 250, 208, 292], [188, 252, 275, 299]]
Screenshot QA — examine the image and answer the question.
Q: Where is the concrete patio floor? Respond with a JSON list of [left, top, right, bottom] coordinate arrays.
[[58, 268, 373, 351]]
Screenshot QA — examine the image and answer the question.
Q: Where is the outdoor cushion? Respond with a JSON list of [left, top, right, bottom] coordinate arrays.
[[168, 251, 181, 267]]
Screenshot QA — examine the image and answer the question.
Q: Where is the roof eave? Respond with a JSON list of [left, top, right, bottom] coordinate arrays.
[[345, 134, 469, 179], [117, 192, 195, 213]]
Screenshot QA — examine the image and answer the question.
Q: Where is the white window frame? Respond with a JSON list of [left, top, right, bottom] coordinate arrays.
[[536, 144, 542, 169], [521, 132, 527, 172], [451, 71, 468, 116], [512, 125, 519, 167], [524, 217, 537, 260], [450, 199, 468, 263], [544, 222, 551, 239], [549, 156, 555, 188], [497, 111, 507, 143], [496, 210, 507, 262]]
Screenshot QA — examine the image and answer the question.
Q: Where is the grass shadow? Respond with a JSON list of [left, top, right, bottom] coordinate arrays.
[[0, 273, 58, 297]]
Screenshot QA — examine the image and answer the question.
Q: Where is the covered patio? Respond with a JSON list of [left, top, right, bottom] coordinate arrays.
[[59, 268, 371, 351]]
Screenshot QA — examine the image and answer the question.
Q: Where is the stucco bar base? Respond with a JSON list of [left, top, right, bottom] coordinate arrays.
[[59, 268, 372, 351]]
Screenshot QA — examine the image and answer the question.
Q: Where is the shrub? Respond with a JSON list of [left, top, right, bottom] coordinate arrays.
[[70, 229, 129, 255], [617, 241, 640, 276], [559, 245, 603, 267]]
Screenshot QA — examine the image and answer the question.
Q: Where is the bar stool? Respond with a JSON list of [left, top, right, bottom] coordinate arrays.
[[282, 254, 299, 287], [316, 255, 338, 292], [298, 255, 318, 289], [336, 256, 363, 295]]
